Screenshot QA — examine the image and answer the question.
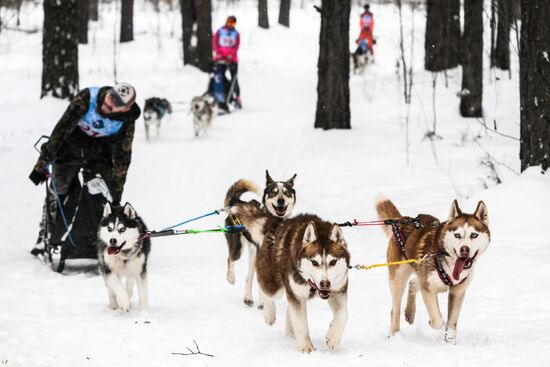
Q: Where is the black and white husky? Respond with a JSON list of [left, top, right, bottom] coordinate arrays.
[[96, 202, 151, 312], [143, 97, 172, 141]]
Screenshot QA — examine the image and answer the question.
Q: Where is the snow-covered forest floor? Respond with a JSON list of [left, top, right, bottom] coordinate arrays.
[[0, 1, 549, 366]]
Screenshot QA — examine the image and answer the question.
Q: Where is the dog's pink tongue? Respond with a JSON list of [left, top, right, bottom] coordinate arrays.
[[107, 247, 117, 255], [453, 258, 466, 281]]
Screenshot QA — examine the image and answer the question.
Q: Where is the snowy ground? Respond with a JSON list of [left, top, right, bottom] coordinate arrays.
[[1, 1, 549, 366]]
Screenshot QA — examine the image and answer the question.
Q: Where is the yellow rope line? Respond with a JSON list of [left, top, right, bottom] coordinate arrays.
[[353, 257, 426, 270]]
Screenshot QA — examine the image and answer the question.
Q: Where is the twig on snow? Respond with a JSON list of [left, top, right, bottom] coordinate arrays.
[[172, 340, 214, 358]]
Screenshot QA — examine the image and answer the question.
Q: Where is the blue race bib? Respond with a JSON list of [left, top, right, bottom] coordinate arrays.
[[78, 87, 124, 138], [219, 28, 238, 47]]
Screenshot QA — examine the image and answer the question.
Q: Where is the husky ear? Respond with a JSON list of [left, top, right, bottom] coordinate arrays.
[[266, 170, 275, 186], [329, 224, 346, 245], [474, 201, 489, 225], [286, 174, 297, 187], [448, 199, 462, 221], [303, 222, 317, 246], [123, 202, 136, 219], [103, 202, 112, 217]]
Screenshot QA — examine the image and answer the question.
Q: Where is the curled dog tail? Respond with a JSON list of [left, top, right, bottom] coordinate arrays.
[[224, 179, 260, 208], [375, 194, 402, 239]]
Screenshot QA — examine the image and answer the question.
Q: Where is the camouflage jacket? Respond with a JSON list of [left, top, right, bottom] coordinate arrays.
[[34, 87, 141, 202]]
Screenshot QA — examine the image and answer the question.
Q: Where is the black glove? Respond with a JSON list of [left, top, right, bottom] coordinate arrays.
[[29, 168, 47, 186]]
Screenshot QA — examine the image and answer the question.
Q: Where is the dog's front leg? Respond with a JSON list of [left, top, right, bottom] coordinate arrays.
[[261, 290, 276, 325], [326, 291, 348, 350], [126, 277, 135, 300], [288, 298, 315, 353], [285, 306, 295, 338], [136, 273, 149, 311], [106, 274, 130, 312], [444, 284, 468, 344], [420, 287, 444, 330], [106, 283, 118, 309]]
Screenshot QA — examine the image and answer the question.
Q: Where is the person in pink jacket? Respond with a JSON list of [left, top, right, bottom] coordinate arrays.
[[212, 16, 241, 111]]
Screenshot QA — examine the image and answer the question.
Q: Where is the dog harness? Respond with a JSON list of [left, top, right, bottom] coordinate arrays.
[[383, 217, 422, 259], [385, 218, 467, 287], [78, 87, 124, 138]]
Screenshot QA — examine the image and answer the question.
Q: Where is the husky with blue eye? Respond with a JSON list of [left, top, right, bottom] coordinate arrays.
[[96, 202, 151, 312], [376, 196, 491, 344]]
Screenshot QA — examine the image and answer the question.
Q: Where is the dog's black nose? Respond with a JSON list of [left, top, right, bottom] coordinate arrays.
[[277, 198, 285, 206], [110, 238, 117, 245], [460, 246, 470, 257], [320, 279, 331, 289]]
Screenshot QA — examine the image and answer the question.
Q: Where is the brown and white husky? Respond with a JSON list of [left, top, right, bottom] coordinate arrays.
[[256, 214, 350, 353], [223, 171, 297, 306], [375, 195, 490, 344]]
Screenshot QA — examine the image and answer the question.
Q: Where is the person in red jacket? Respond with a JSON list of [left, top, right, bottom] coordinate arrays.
[[212, 15, 241, 111], [354, 4, 375, 58]]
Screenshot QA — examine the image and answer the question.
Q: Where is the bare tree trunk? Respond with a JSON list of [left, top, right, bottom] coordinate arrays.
[[279, 0, 290, 27], [181, 0, 197, 66], [448, 0, 460, 68], [120, 0, 134, 43], [314, 1, 351, 130], [425, 0, 460, 71], [259, 0, 269, 29], [460, 0, 483, 117], [41, 0, 79, 100], [195, 0, 212, 72], [181, 0, 212, 71], [492, 0, 512, 70], [520, 0, 550, 171], [89, 0, 99, 22], [78, 0, 89, 44]]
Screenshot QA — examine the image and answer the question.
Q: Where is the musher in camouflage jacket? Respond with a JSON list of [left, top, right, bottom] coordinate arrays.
[[29, 83, 140, 256]]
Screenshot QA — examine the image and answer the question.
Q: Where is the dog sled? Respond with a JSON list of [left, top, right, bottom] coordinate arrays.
[[33, 138, 111, 273], [207, 60, 241, 114]]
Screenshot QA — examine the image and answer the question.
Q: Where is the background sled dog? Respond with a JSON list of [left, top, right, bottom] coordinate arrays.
[[191, 95, 217, 137], [256, 214, 350, 353], [376, 196, 490, 344], [143, 97, 172, 141], [97, 202, 151, 312], [224, 171, 296, 307]]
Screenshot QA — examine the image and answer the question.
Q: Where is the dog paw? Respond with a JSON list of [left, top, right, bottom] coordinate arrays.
[[118, 299, 130, 312], [243, 298, 254, 307], [429, 319, 444, 330], [443, 329, 457, 345], [257, 303, 264, 310], [226, 271, 236, 285], [404, 308, 415, 325], [264, 315, 276, 326], [108, 303, 118, 310], [325, 329, 342, 350], [299, 342, 316, 354]]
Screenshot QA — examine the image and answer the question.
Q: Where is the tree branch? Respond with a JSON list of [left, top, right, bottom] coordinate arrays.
[[172, 340, 214, 358]]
